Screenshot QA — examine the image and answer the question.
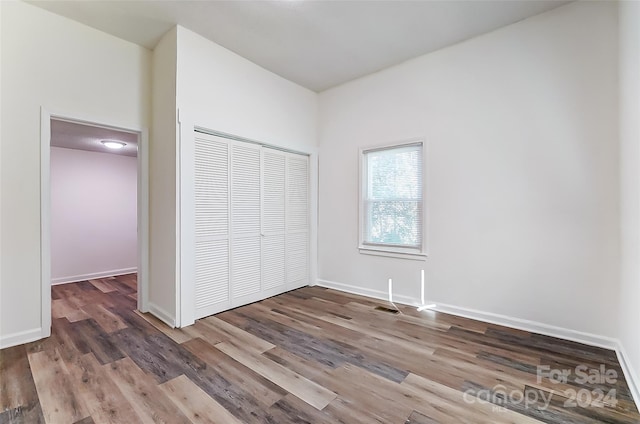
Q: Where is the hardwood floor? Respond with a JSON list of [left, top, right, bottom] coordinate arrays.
[[1, 274, 638, 423]]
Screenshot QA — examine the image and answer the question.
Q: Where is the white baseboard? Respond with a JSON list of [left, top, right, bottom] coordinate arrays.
[[148, 302, 176, 328], [0, 327, 44, 349], [317, 278, 616, 348], [316, 278, 640, 407], [52, 267, 137, 285], [429, 301, 618, 350], [317, 278, 417, 306], [615, 343, 640, 409]]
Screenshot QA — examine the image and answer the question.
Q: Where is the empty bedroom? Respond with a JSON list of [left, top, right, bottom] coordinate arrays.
[[1, 0, 639, 423]]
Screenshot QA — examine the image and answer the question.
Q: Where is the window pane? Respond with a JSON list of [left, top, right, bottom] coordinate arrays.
[[366, 200, 421, 246], [368, 146, 421, 201], [362, 143, 423, 250]]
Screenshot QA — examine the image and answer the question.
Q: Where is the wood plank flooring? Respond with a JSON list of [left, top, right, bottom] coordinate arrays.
[[1, 274, 638, 423]]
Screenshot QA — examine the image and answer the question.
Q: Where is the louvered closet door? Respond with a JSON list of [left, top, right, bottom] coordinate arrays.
[[286, 153, 310, 289], [230, 141, 263, 305], [194, 134, 230, 319], [261, 148, 286, 296], [192, 131, 310, 319]]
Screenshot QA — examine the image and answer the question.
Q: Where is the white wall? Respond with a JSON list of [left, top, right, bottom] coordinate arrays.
[[50, 147, 137, 284], [618, 0, 640, 400], [318, 1, 619, 338], [0, 1, 150, 346], [176, 26, 317, 151], [149, 27, 178, 324]]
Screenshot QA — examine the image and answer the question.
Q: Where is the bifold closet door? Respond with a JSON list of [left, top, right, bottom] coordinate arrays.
[[230, 142, 262, 306], [194, 134, 230, 318], [286, 154, 309, 289], [261, 148, 287, 296], [193, 132, 310, 319]]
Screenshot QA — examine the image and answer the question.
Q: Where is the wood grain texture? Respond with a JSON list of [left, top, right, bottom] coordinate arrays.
[[28, 348, 90, 424], [65, 353, 140, 424], [88, 278, 117, 293], [215, 341, 337, 410], [159, 375, 243, 424], [105, 357, 192, 424], [0, 345, 44, 423], [202, 316, 276, 353], [182, 338, 287, 408], [80, 304, 127, 334], [1, 274, 638, 424]]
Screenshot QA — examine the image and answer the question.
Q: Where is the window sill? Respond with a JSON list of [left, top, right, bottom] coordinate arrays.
[[358, 247, 427, 261]]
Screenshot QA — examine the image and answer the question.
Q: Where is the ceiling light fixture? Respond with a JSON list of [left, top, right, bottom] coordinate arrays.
[[101, 140, 126, 149]]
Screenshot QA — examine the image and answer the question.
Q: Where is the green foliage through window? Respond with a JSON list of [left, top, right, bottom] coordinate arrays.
[[362, 143, 422, 249]]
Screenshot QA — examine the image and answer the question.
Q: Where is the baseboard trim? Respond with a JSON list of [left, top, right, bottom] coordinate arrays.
[[317, 278, 617, 349], [148, 302, 176, 328], [615, 343, 640, 408], [430, 301, 618, 350], [0, 328, 44, 349], [52, 268, 137, 285], [316, 278, 416, 306]]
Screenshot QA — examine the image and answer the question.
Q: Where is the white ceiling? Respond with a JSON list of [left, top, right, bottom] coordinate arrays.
[[29, 0, 570, 92], [51, 119, 139, 157]]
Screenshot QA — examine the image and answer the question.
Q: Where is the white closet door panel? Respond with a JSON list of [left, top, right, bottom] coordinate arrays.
[[286, 231, 309, 287], [231, 143, 261, 236], [192, 131, 310, 320], [262, 234, 286, 291], [286, 153, 309, 289], [231, 236, 261, 298], [287, 155, 309, 231], [195, 137, 228, 239], [262, 149, 286, 235], [194, 134, 231, 319], [261, 147, 287, 295], [195, 239, 229, 317]]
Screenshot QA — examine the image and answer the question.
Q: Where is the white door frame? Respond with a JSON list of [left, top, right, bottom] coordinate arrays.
[[40, 107, 149, 337]]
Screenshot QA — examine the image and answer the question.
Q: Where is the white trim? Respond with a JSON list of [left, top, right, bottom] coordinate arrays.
[[358, 138, 428, 259], [40, 109, 52, 338], [138, 127, 150, 313], [148, 302, 176, 328], [358, 247, 427, 261], [615, 342, 640, 409], [40, 108, 150, 340], [0, 328, 44, 349], [177, 108, 194, 327], [51, 268, 137, 285], [429, 302, 618, 350], [316, 278, 416, 306], [309, 152, 319, 291]]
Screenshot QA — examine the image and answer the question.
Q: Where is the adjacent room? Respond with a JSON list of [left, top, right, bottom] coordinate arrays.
[[1, 0, 639, 423], [50, 119, 139, 286]]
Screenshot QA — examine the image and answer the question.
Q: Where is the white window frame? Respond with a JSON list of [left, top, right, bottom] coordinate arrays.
[[358, 139, 427, 261]]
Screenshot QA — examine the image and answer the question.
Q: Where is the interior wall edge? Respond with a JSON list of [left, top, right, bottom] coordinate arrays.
[[51, 268, 138, 286], [616, 342, 640, 409], [148, 301, 176, 328], [0, 327, 43, 350]]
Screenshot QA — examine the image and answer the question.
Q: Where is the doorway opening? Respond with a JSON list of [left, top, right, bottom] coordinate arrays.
[[40, 110, 148, 337]]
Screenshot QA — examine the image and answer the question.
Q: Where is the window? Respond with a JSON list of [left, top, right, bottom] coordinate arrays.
[[360, 141, 425, 258]]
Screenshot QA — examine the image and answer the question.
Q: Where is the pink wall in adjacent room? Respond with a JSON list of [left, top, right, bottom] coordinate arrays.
[[51, 147, 137, 284]]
